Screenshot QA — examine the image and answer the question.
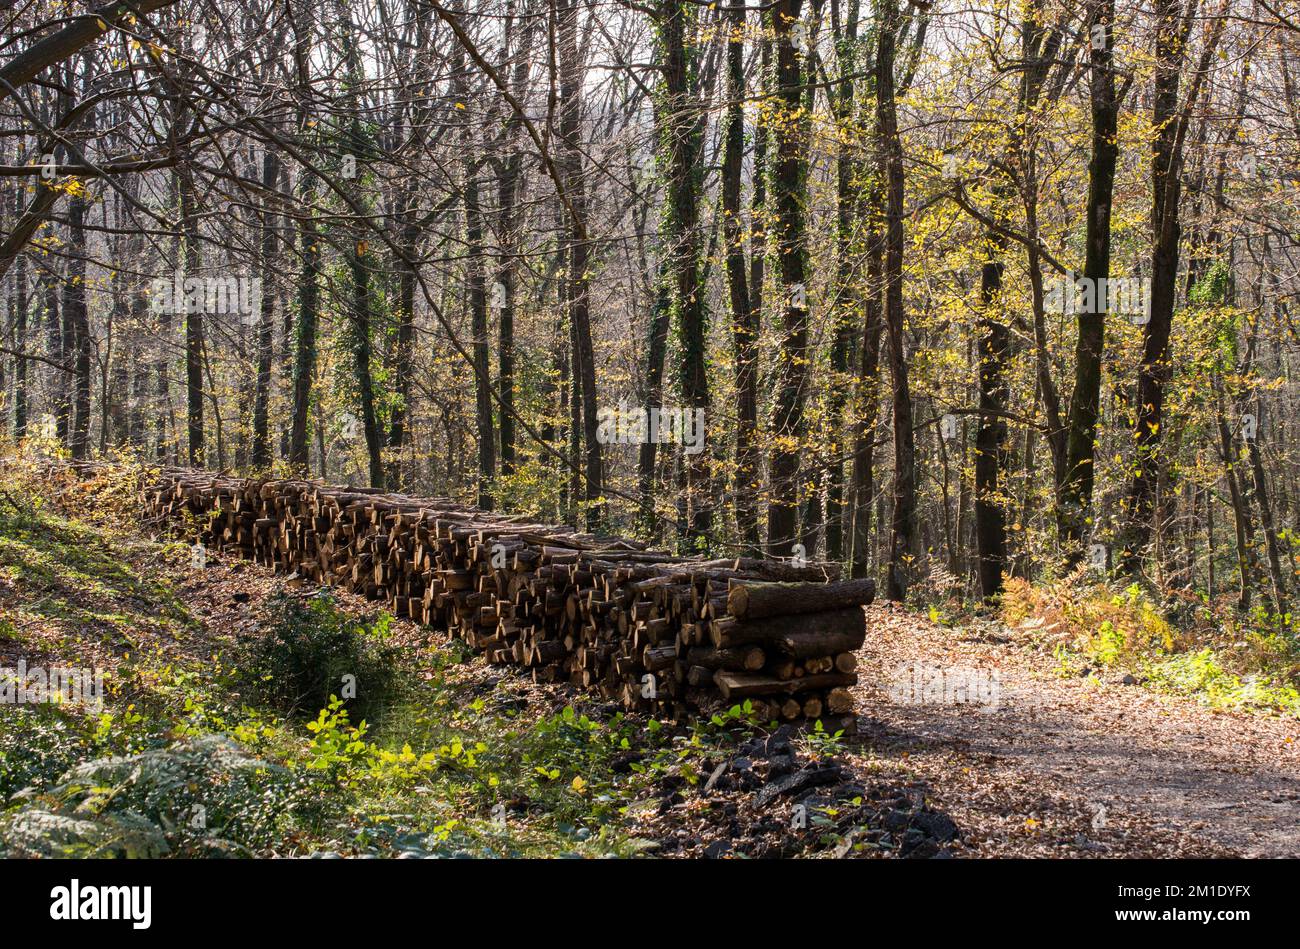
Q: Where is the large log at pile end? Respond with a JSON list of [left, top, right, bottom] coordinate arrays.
[[709, 605, 867, 650], [130, 465, 872, 732], [726, 578, 876, 620]]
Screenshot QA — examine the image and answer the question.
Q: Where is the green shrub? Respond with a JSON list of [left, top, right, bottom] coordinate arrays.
[[231, 591, 401, 722], [0, 706, 97, 801]]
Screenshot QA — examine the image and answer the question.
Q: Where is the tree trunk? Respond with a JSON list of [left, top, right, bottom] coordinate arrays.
[[251, 146, 279, 469], [388, 209, 418, 488], [722, 2, 760, 556], [495, 16, 530, 477], [556, 0, 603, 531], [348, 239, 383, 489], [12, 226, 27, 439], [1125, 0, 1225, 569], [826, 0, 862, 564], [179, 167, 204, 466], [65, 194, 91, 459], [848, 225, 884, 580], [288, 0, 319, 472], [288, 177, 319, 472], [657, 0, 711, 551], [877, 0, 916, 600], [1060, 0, 1118, 552], [1246, 400, 1286, 613], [974, 245, 1008, 599], [467, 155, 496, 508], [767, 0, 811, 558]]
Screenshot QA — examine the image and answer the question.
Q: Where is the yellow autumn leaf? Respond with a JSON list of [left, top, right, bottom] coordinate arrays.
[[571, 776, 586, 792]]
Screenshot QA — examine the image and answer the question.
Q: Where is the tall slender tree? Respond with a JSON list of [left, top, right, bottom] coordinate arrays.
[[767, 0, 812, 559]]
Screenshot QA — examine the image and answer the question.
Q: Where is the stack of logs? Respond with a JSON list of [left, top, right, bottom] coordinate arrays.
[[137, 468, 874, 732]]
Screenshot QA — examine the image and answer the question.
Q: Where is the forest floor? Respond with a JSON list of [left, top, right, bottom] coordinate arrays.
[[1, 469, 1296, 857]]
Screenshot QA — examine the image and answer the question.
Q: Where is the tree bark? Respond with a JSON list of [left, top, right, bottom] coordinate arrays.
[[251, 146, 279, 469], [11, 201, 28, 438], [1061, 0, 1118, 553], [877, 0, 916, 600], [467, 154, 496, 508], [179, 165, 205, 467], [826, 0, 863, 564], [656, 0, 711, 551], [974, 245, 1008, 598], [721, 2, 760, 557], [64, 194, 91, 459], [767, 0, 812, 558], [556, 0, 604, 531], [1125, 0, 1225, 569]]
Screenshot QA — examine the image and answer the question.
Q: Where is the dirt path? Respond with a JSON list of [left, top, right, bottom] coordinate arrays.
[[845, 603, 1300, 857]]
